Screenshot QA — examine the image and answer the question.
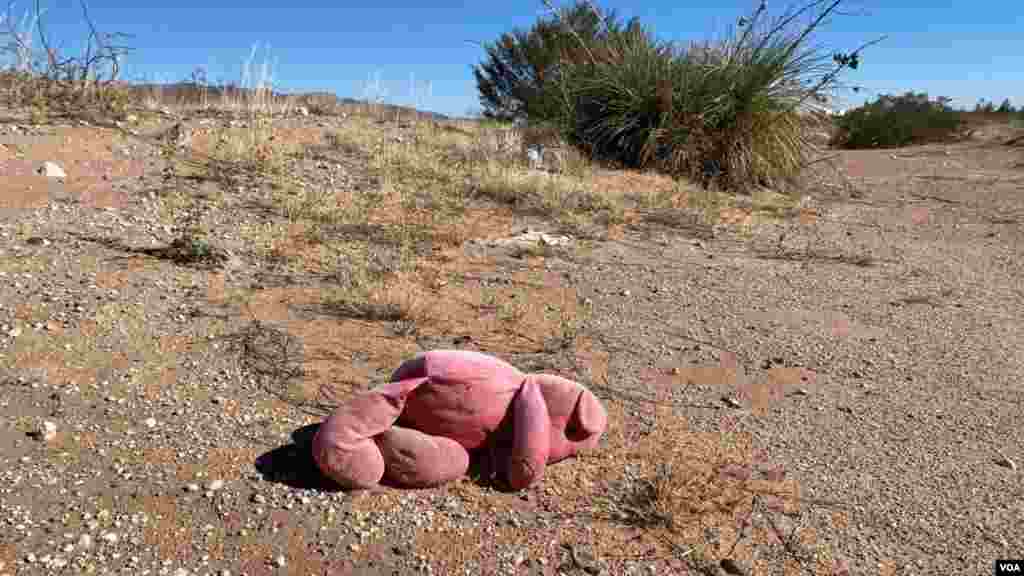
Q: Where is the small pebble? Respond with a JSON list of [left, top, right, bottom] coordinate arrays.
[[722, 396, 743, 409]]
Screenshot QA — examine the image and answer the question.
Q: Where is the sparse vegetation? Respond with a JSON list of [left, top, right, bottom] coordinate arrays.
[[0, 0, 135, 120]]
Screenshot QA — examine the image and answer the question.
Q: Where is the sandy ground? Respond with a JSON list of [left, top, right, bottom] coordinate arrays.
[[1, 107, 1021, 576]]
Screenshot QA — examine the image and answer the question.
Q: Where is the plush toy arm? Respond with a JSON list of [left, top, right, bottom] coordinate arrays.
[[506, 377, 551, 490], [312, 378, 425, 490]]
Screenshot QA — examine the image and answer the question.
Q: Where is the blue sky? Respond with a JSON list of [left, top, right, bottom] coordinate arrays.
[[4, 0, 1022, 117]]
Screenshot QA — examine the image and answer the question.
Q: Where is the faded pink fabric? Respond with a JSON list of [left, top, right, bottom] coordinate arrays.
[[312, 350, 607, 491]]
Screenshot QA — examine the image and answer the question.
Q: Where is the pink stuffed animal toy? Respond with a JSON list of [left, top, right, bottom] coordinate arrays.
[[312, 349, 607, 490]]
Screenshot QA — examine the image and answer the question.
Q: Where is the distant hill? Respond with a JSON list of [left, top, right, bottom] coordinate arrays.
[[125, 81, 450, 120]]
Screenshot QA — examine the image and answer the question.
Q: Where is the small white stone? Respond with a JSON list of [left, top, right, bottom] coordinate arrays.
[[274, 555, 287, 567], [101, 532, 118, 543], [77, 534, 93, 549], [207, 479, 225, 491], [185, 483, 200, 493], [37, 161, 66, 179], [143, 417, 157, 429], [40, 421, 58, 441]]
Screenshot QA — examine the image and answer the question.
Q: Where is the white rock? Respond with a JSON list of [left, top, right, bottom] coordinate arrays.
[[479, 229, 572, 250], [274, 555, 287, 567], [295, 106, 309, 117], [526, 146, 543, 169], [101, 532, 118, 543], [207, 479, 225, 491], [37, 162, 66, 179], [143, 417, 158, 429], [39, 420, 58, 442], [77, 534, 94, 549]]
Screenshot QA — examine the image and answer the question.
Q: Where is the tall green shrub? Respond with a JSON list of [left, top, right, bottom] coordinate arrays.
[[471, 1, 631, 123], [546, 0, 867, 190]]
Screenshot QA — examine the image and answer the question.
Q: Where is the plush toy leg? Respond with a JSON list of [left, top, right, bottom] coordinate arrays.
[[375, 426, 471, 488], [312, 377, 426, 490], [506, 378, 551, 490]]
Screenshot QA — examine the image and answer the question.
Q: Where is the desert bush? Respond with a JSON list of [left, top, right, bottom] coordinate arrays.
[[472, 0, 634, 123], [830, 92, 967, 149], [0, 0, 135, 120], [536, 0, 870, 191]]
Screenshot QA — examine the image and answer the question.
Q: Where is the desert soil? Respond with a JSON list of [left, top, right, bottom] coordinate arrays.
[[1, 107, 1022, 576]]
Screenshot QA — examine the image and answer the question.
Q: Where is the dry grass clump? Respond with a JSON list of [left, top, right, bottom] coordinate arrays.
[[583, 405, 844, 574]]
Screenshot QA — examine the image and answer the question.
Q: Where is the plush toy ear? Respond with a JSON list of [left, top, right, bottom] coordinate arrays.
[[528, 374, 607, 463], [566, 388, 607, 443], [312, 378, 425, 490]]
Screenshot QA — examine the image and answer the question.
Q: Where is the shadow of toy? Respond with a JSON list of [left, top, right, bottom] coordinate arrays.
[[254, 423, 345, 492]]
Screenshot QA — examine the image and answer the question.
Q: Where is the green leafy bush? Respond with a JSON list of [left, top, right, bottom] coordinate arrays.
[[831, 92, 967, 149], [472, 1, 633, 123], [538, 1, 865, 191]]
